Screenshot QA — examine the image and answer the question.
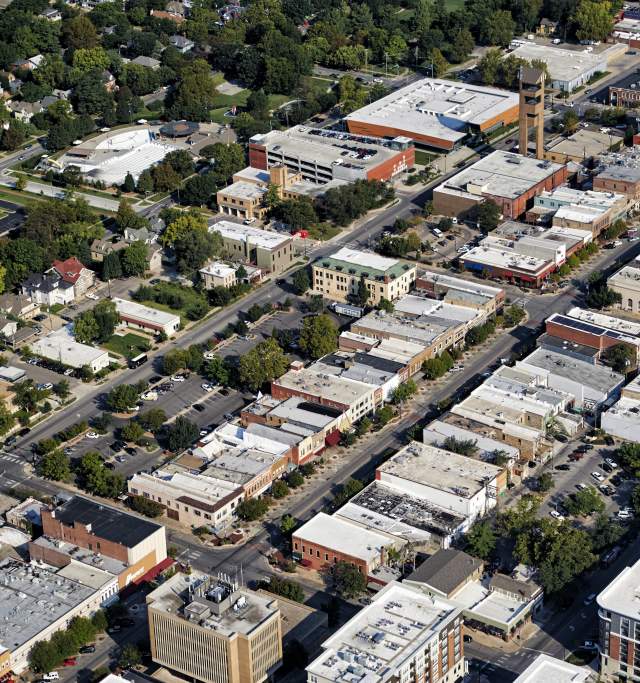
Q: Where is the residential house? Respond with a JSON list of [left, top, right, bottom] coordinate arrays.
[[90, 237, 128, 263], [50, 257, 96, 298], [0, 293, 38, 320], [8, 100, 42, 122], [22, 272, 75, 307], [40, 7, 61, 20], [199, 262, 237, 289], [169, 35, 194, 53]]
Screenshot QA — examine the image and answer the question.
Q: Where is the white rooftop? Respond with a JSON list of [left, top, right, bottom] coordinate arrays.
[[345, 78, 518, 144], [598, 557, 640, 619], [293, 512, 395, 562], [274, 366, 375, 407], [609, 263, 640, 291], [422, 419, 519, 460], [394, 295, 480, 322], [379, 441, 502, 498], [567, 307, 640, 338], [220, 181, 267, 201], [113, 297, 180, 327], [512, 43, 608, 84], [31, 333, 109, 367], [199, 261, 236, 279], [514, 654, 593, 683], [460, 244, 550, 275], [209, 220, 291, 250]]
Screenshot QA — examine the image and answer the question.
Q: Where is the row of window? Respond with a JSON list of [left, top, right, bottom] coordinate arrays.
[[131, 487, 234, 521]]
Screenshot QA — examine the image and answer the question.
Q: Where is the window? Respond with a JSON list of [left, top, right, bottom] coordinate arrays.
[[622, 618, 631, 638]]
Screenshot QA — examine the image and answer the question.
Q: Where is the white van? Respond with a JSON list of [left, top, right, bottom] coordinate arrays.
[[431, 227, 443, 237], [43, 674, 59, 681]]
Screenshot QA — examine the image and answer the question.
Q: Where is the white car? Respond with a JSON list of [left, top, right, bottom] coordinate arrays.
[[86, 292, 99, 301], [171, 374, 186, 382], [550, 510, 565, 521], [576, 483, 588, 491], [591, 471, 605, 482], [203, 351, 216, 360], [43, 673, 59, 681], [605, 458, 618, 469], [86, 431, 100, 439], [617, 509, 633, 520], [140, 391, 158, 401], [201, 383, 213, 391], [38, 382, 53, 390]]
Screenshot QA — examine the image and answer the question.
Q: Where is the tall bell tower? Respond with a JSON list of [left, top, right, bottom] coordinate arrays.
[[519, 66, 545, 159]]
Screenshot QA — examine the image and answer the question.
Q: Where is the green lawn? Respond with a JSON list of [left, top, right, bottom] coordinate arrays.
[[414, 149, 437, 166], [443, 0, 464, 8], [209, 91, 294, 123], [103, 333, 151, 358]]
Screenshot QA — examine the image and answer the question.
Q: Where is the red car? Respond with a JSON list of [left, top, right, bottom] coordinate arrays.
[[63, 658, 77, 667], [569, 452, 584, 462]]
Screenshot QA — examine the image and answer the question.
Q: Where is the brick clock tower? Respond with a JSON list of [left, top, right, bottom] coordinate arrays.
[[519, 66, 545, 159]]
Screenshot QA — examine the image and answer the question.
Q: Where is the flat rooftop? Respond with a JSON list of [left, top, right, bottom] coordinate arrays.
[[148, 572, 278, 637], [0, 559, 95, 653], [32, 334, 108, 367], [317, 247, 414, 280], [274, 366, 375, 407], [379, 441, 502, 498], [251, 125, 411, 169], [545, 129, 613, 158], [394, 295, 480, 323], [422, 419, 519, 461], [345, 78, 518, 143], [209, 220, 292, 250], [31, 535, 128, 577], [219, 181, 267, 201], [51, 495, 162, 548], [551, 307, 640, 343], [113, 297, 180, 326], [547, 312, 640, 348], [597, 164, 640, 183], [461, 242, 551, 275], [307, 582, 460, 683], [514, 654, 594, 683], [512, 43, 607, 83], [293, 512, 394, 561], [337, 481, 466, 542], [436, 151, 564, 201], [609, 263, 640, 291], [199, 262, 236, 279], [416, 270, 504, 299], [519, 347, 623, 393], [353, 309, 458, 346]]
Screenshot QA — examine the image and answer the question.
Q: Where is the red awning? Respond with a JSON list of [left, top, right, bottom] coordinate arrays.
[[325, 429, 341, 447], [134, 557, 175, 585]]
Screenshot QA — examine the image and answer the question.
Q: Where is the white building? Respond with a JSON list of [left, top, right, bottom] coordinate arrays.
[[199, 262, 237, 290], [113, 297, 181, 337], [514, 654, 594, 682], [31, 332, 110, 372], [601, 376, 640, 442], [376, 442, 503, 526]]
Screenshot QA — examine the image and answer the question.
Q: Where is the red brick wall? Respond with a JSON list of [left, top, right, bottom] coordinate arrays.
[[248, 143, 268, 170], [270, 382, 349, 413], [366, 148, 416, 181], [545, 319, 619, 353], [610, 634, 620, 660], [292, 535, 371, 574], [42, 509, 129, 563]]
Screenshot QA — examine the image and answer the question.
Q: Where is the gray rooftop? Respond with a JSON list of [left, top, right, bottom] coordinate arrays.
[[405, 549, 482, 595]]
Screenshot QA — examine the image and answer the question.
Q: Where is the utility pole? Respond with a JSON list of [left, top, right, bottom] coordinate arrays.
[[384, 52, 388, 78]]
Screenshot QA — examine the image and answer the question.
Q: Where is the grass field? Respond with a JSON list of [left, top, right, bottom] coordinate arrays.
[[443, 0, 465, 8], [209, 92, 294, 123], [414, 149, 437, 166], [103, 333, 151, 358]]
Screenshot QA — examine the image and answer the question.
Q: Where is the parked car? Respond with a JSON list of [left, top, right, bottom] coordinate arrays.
[[107, 625, 121, 634], [124, 446, 137, 456], [601, 463, 613, 473], [79, 645, 96, 654], [568, 452, 583, 461], [555, 434, 569, 443], [42, 674, 59, 681], [86, 431, 100, 439], [110, 441, 126, 452], [583, 593, 596, 606], [576, 483, 588, 491], [550, 510, 565, 521], [591, 471, 605, 482], [555, 463, 571, 471], [605, 458, 618, 469], [599, 484, 614, 496], [617, 509, 633, 520], [63, 658, 77, 667], [194, 404, 205, 413], [86, 292, 99, 301], [171, 374, 186, 382], [583, 640, 598, 650]]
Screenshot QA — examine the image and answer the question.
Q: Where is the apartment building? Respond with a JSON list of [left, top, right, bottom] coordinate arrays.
[[147, 572, 282, 683], [32, 496, 167, 589], [312, 247, 416, 305], [306, 581, 465, 683], [598, 557, 640, 681], [209, 220, 294, 275], [292, 512, 400, 576]]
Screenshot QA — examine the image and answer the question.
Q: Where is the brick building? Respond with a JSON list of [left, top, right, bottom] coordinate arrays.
[[594, 165, 640, 206], [32, 496, 167, 589], [433, 151, 567, 220]]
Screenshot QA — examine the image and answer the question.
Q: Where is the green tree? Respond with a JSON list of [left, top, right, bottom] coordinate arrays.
[[503, 304, 526, 327], [537, 472, 555, 492], [121, 241, 149, 277], [563, 109, 580, 134], [332, 478, 364, 509], [603, 344, 635, 373], [288, 470, 304, 488], [102, 252, 123, 281], [478, 48, 503, 85], [62, 14, 99, 49], [137, 169, 154, 195], [428, 48, 449, 78], [564, 486, 605, 516], [93, 300, 119, 342], [161, 212, 207, 246], [15, 173, 27, 191], [239, 338, 289, 391], [37, 450, 71, 481], [204, 142, 246, 184], [138, 408, 167, 433], [129, 495, 164, 517], [53, 380, 71, 400], [574, 0, 614, 42], [586, 285, 622, 310], [299, 314, 338, 360], [121, 420, 145, 443], [332, 561, 366, 598], [280, 513, 297, 535], [181, 172, 217, 206], [442, 435, 478, 456], [391, 379, 417, 405], [292, 269, 311, 295], [74, 310, 99, 344], [166, 416, 199, 451], [0, 400, 15, 436], [118, 644, 141, 669], [350, 276, 369, 308], [123, 172, 136, 193], [106, 384, 139, 412], [260, 576, 304, 602], [237, 497, 270, 521], [271, 480, 290, 499], [204, 356, 231, 386], [29, 641, 60, 673], [475, 200, 501, 233], [115, 198, 149, 234], [465, 521, 496, 560], [481, 9, 515, 47]]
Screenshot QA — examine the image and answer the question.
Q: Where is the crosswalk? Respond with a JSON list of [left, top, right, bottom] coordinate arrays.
[[0, 452, 22, 464]]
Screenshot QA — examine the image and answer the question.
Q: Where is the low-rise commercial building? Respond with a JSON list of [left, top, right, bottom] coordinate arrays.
[[32, 496, 167, 589], [511, 43, 623, 92], [404, 549, 543, 641], [31, 332, 111, 372], [113, 297, 180, 338], [199, 261, 237, 289], [608, 256, 640, 313], [514, 654, 594, 682], [147, 572, 282, 683], [128, 470, 244, 530], [595, 154, 640, 206], [376, 442, 504, 525], [249, 126, 414, 183], [601, 376, 640, 442], [516, 347, 624, 411], [544, 129, 617, 164], [0, 559, 110, 675], [609, 70, 640, 108], [545, 307, 640, 363], [292, 512, 400, 576], [345, 77, 519, 151], [597, 557, 640, 681], [433, 151, 567, 220], [312, 247, 416, 305], [209, 220, 294, 275], [306, 581, 465, 683], [414, 271, 505, 318]]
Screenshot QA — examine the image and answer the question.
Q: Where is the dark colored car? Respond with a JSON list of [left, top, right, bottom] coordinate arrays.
[[604, 436, 615, 446], [569, 452, 583, 461], [4, 436, 17, 448], [602, 463, 614, 473], [124, 446, 137, 456], [576, 445, 592, 453], [104, 461, 116, 470], [110, 441, 126, 451], [79, 645, 96, 654], [555, 434, 569, 443], [555, 464, 571, 471], [117, 617, 135, 627], [150, 279, 161, 285], [34, 313, 47, 322], [463, 634, 473, 643], [193, 404, 206, 412], [220, 388, 231, 396], [149, 375, 162, 384], [18, 427, 30, 437]]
